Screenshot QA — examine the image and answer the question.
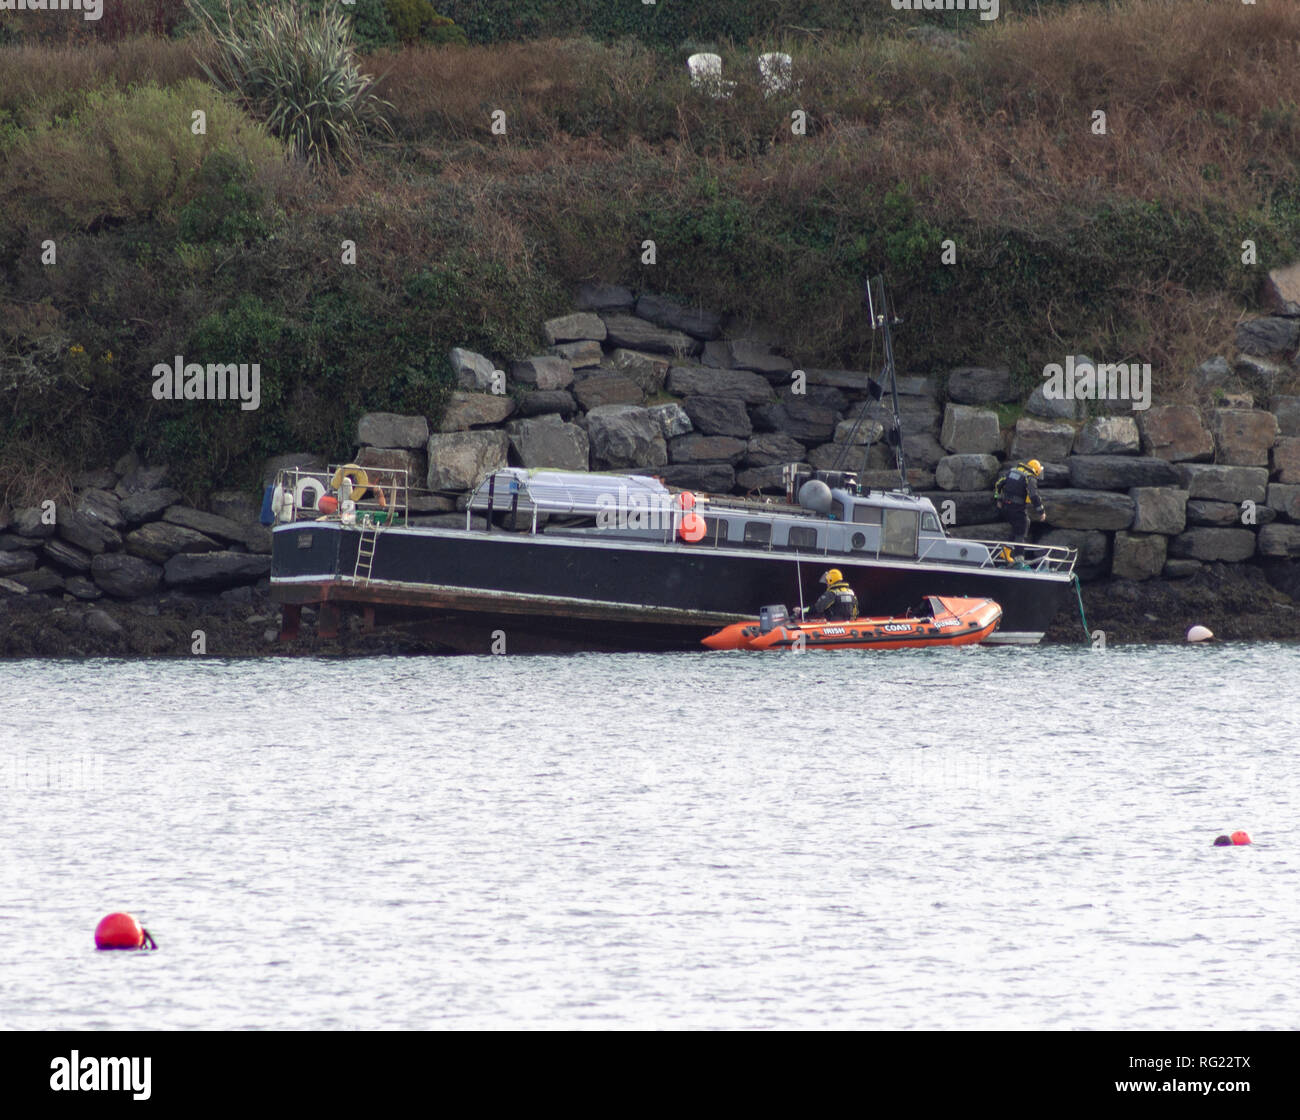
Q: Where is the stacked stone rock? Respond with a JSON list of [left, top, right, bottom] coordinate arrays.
[[346, 292, 1300, 583], [0, 453, 271, 603]]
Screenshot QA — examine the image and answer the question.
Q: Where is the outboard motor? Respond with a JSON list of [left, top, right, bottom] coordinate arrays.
[[758, 604, 790, 634]]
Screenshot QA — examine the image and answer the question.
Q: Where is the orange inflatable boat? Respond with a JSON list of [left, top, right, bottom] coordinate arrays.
[[702, 595, 1002, 651]]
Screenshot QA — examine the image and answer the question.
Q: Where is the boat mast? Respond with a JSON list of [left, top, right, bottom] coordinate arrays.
[[866, 275, 909, 493]]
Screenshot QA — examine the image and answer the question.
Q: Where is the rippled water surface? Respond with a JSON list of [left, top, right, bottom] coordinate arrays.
[[2, 644, 1297, 1030]]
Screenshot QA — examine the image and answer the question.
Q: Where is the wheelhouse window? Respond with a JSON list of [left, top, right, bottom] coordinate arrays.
[[921, 512, 940, 532], [786, 526, 818, 550], [880, 509, 920, 558], [743, 521, 771, 545], [852, 504, 882, 525]]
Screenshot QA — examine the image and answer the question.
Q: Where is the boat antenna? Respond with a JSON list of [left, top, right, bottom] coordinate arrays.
[[865, 275, 910, 494]]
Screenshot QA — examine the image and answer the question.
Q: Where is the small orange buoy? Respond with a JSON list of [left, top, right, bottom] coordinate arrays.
[[94, 912, 156, 950], [317, 495, 339, 515], [1231, 830, 1252, 846]]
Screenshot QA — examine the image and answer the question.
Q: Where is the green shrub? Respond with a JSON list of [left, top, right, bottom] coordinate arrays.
[[186, 0, 394, 165], [386, 0, 468, 46], [179, 0, 399, 49]]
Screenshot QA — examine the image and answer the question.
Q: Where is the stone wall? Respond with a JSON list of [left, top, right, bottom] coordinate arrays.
[[353, 288, 1300, 584]]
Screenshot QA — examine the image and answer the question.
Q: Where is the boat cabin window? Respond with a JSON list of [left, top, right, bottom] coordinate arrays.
[[684, 516, 725, 545], [921, 512, 940, 532], [880, 508, 919, 558], [743, 521, 771, 545], [787, 526, 818, 550], [852, 504, 882, 525], [832, 499, 850, 522]]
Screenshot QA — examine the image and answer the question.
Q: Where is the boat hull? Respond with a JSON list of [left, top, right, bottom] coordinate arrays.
[[272, 523, 1070, 652]]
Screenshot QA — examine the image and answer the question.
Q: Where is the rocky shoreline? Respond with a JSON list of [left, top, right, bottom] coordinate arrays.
[[5, 278, 1300, 656]]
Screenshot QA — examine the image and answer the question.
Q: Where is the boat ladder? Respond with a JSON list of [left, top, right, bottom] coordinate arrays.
[[353, 524, 380, 583]]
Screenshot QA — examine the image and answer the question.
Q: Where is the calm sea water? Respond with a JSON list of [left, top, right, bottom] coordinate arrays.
[[1, 644, 1297, 1031]]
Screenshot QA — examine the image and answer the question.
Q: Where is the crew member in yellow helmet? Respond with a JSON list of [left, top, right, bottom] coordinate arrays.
[[995, 459, 1047, 558], [811, 568, 859, 621]]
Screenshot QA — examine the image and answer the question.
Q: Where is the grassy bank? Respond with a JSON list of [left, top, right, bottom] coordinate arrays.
[[2, 0, 1299, 503]]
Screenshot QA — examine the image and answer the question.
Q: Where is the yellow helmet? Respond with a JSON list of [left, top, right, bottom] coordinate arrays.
[[822, 568, 843, 584], [1025, 459, 1044, 477]]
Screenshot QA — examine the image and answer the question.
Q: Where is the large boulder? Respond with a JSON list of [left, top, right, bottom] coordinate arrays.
[[56, 506, 121, 555], [724, 339, 793, 377], [75, 488, 125, 530], [599, 312, 701, 357], [934, 454, 1000, 492], [899, 430, 948, 471], [683, 395, 752, 438], [918, 491, 999, 526], [1067, 456, 1180, 490], [669, 434, 747, 465], [1042, 489, 1135, 530], [449, 348, 499, 392], [1009, 417, 1074, 462], [1273, 436, 1300, 483], [509, 356, 574, 391], [506, 417, 590, 471], [208, 490, 261, 523], [0, 550, 37, 577], [1210, 408, 1277, 467], [833, 418, 884, 445], [542, 312, 606, 345], [163, 506, 268, 552], [1039, 529, 1109, 578], [860, 468, 935, 492], [1257, 524, 1300, 558], [745, 432, 806, 467], [1025, 381, 1086, 420], [356, 412, 430, 449], [120, 488, 183, 526], [940, 404, 1001, 454], [354, 447, 427, 492], [584, 405, 667, 469], [658, 463, 735, 493], [164, 551, 271, 589], [1073, 416, 1140, 455], [1262, 262, 1300, 315], [551, 339, 603, 368], [572, 373, 643, 411], [634, 294, 722, 340], [575, 283, 635, 311], [1270, 395, 1300, 437], [42, 539, 93, 573], [1111, 532, 1166, 581], [753, 397, 839, 444], [648, 402, 693, 440], [1168, 528, 1258, 563], [1234, 316, 1300, 357], [114, 463, 168, 497], [1175, 464, 1269, 503], [607, 349, 670, 394], [125, 522, 222, 565], [517, 390, 578, 417], [11, 507, 55, 539], [737, 464, 796, 493], [666, 365, 772, 404], [946, 366, 1014, 404], [438, 392, 516, 432], [1129, 487, 1187, 535], [426, 431, 510, 492], [1186, 500, 1246, 528], [1139, 405, 1214, 462], [1267, 483, 1300, 522], [90, 552, 161, 599]]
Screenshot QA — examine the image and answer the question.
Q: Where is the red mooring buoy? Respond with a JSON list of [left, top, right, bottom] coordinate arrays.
[[1231, 830, 1252, 846], [94, 912, 156, 950]]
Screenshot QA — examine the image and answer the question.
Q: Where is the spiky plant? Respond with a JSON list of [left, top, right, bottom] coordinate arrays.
[[186, 0, 393, 167]]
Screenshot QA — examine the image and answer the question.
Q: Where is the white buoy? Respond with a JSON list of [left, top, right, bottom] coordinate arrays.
[[1187, 625, 1214, 642]]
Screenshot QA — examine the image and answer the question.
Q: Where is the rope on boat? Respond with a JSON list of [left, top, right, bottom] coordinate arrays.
[[1072, 573, 1090, 641]]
